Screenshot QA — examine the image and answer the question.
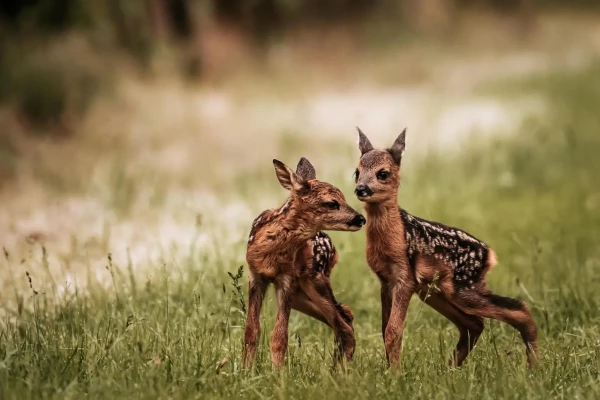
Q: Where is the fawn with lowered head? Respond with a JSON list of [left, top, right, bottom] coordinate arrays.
[[243, 157, 366, 369], [353, 127, 539, 368]]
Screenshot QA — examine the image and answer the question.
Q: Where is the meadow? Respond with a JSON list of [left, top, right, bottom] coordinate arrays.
[[1, 34, 600, 400]]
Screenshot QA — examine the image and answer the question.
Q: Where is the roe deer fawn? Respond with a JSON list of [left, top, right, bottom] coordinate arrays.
[[243, 157, 366, 369], [353, 127, 539, 369]]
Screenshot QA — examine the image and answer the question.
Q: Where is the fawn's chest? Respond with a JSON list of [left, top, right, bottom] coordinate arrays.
[[246, 224, 313, 278], [247, 248, 299, 279]]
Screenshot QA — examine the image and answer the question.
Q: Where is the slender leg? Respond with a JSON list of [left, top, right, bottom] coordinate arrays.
[[300, 278, 355, 363], [270, 276, 293, 369], [384, 282, 414, 369], [291, 289, 331, 326], [417, 291, 484, 367], [381, 285, 393, 357], [451, 289, 539, 368], [242, 274, 269, 369]]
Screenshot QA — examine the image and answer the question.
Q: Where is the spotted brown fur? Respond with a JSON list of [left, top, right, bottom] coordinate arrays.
[[310, 232, 336, 274], [401, 208, 491, 289]]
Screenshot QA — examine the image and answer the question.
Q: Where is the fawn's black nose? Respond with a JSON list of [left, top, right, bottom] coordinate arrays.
[[355, 184, 373, 198], [348, 214, 366, 227]]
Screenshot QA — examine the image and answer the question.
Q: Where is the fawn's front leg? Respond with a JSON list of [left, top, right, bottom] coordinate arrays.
[[384, 281, 414, 369], [381, 285, 392, 347], [243, 273, 269, 369], [270, 275, 294, 369]]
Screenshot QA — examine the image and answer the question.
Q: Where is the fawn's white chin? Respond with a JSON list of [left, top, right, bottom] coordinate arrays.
[[344, 224, 363, 232], [355, 194, 371, 200]]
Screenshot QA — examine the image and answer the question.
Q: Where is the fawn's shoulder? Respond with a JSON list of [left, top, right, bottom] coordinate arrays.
[[247, 200, 292, 245]]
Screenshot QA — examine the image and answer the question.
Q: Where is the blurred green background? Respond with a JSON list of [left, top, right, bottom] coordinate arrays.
[[1, 1, 600, 399]]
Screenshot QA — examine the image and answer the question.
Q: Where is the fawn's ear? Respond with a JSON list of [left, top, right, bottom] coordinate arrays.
[[388, 128, 407, 165], [273, 159, 306, 192], [357, 126, 374, 155], [296, 157, 317, 180]]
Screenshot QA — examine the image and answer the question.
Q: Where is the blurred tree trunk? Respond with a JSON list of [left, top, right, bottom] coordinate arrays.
[[109, 0, 132, 50], [214, 0, 281, 48], [457, 0, 537, 34], [401, 0, 457, 37], [148, 0, 169, 42], [484, 0, 537, 38], [108, 0, 153, 67], [148, 0, 202, 79], [170, 0, 202, 79]]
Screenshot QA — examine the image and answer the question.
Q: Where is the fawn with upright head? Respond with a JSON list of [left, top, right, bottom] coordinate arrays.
[[243, 157, 366, 369], [353, 127, 539, 369]]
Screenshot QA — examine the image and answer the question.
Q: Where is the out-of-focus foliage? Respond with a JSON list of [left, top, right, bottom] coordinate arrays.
[[2, 1, 598, 55], [0, 40, 105, 134], [0, 0, 598, 132]]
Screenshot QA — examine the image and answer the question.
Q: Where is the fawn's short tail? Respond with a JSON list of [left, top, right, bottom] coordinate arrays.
[[481, 248, 498, 277]]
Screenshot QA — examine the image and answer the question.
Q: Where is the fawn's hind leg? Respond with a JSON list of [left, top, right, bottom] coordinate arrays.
[[418, 291, 484, 367], [299, 278, 355, 363], [243, 273, 269, 369], [291, 289, 354, 332], [291, 289, 330, 325], [451, 288, 539, 368]]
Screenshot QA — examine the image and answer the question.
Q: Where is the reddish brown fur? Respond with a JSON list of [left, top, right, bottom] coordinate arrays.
[[354, 127, 539, 369], [243, 157, 365, 369]]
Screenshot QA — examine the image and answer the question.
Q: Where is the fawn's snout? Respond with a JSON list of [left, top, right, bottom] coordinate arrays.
[[346, 213, 366, 230], [322, 203, 365, 232], [354, 184, 374, 199]]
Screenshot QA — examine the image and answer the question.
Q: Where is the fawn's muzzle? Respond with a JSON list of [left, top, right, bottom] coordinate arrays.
[[347, 214, 366, 228], [354, 184, 373, 198]]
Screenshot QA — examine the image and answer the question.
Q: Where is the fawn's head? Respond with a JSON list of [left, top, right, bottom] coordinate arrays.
[[353, 127, 406, 203], [273, 157, 366, 232]]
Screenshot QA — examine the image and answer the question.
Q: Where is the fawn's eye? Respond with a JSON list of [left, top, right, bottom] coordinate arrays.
[[323, 200, 340, 210], [353, 169, 359, 181], [376, 170, 390, 181]]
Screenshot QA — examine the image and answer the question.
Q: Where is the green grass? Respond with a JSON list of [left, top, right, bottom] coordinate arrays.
[[2, 62, 600, 399]]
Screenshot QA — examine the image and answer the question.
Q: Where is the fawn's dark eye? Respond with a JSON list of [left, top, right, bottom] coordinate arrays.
[[376, 170, 390, 181], [353, 169, 360, 181], [323, 200, 340, 210]]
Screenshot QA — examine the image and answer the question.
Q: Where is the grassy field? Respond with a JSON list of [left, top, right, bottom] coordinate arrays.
[[1, 56, 600, 399]]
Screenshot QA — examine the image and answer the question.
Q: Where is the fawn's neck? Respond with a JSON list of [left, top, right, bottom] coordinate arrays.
[[364, 198, 400, 222], [363, 196, 409, 281], [363, 197, 404, 243]]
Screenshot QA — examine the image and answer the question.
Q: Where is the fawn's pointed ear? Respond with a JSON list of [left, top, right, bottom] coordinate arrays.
[[388, 128, 407, 165], [296, 157, 317, 180], [273, 159, 306, 192], [357, 126, 374, 155]]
